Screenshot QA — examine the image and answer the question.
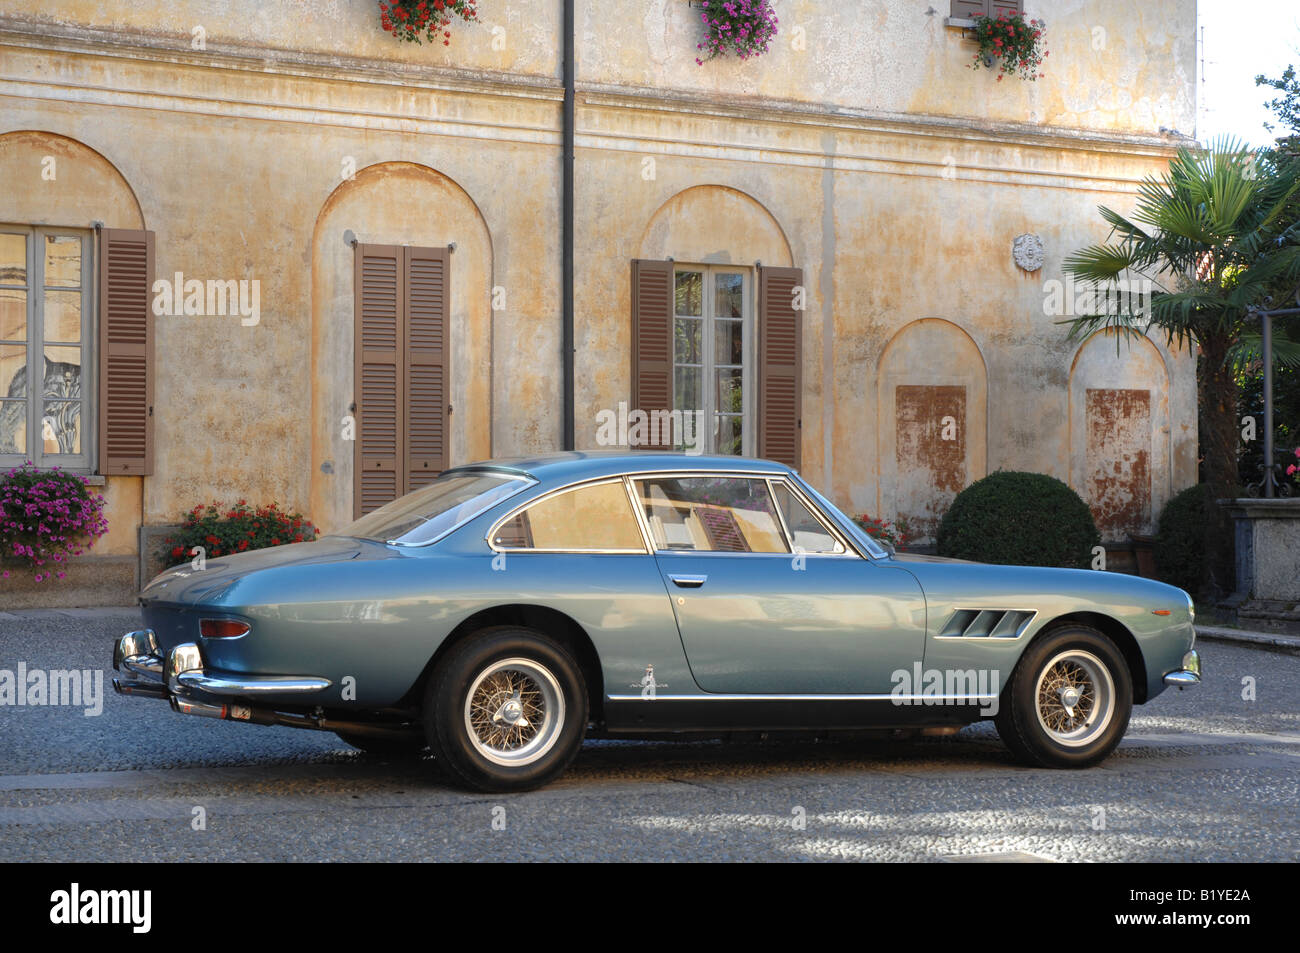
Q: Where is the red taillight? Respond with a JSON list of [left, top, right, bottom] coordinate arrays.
[[200, 619, 251, 639]]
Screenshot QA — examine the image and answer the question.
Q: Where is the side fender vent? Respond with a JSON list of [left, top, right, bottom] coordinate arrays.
[[940, 609, 1036, 639]]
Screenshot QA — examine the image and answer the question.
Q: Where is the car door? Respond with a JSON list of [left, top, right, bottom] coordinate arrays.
[[486, 476, 696, 698], [633, 474, 927, 695]]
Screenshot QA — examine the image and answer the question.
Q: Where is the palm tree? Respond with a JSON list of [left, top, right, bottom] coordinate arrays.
[[1063, 138, 1300, 596]]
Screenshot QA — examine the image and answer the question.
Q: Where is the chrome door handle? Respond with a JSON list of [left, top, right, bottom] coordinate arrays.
[[668, 574, 707, 588]]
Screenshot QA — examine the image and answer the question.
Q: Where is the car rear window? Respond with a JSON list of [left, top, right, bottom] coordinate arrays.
[[343, 471, 532, 546]]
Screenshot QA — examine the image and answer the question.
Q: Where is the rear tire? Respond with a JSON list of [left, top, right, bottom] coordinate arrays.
[[424, 626, 588, 792], [995, 624, 1132, 768]]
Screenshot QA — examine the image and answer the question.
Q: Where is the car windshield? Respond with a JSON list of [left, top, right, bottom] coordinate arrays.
[[342, 471, 533, 546]]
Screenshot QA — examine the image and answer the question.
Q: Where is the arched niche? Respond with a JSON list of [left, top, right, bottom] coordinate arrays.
[[1068, 329, 1171, 541], [638, 184, 793, 266], [0, 130, 144, 230], [876, 318, 988, 542], [309, 161, 492, 533]]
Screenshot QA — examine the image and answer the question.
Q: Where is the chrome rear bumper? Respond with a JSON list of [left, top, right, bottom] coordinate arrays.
[[112, 629, 331, 701]]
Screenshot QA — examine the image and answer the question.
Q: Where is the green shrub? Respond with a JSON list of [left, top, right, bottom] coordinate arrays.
[[162, 501, 317, 569], [936, 471, 1100, 568], [1153, 484, 1208, 596]]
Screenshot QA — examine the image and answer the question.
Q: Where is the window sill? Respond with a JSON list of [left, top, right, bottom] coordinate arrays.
[[945, 17, 978, 28]]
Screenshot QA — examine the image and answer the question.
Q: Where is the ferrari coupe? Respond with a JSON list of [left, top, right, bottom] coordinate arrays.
[[112, 452, 1201, 791]]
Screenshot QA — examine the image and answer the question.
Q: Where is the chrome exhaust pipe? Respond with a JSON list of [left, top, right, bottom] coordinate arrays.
[[169, 696, 228, 719], [113, 677, 169, 699]]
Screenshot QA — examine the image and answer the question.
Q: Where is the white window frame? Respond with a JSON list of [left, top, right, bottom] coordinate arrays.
[[0, 225, 95, 473], [672, 264, 754, 457]]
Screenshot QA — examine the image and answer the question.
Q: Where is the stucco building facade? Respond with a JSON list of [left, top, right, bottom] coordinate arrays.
[[0, 0, 1199, 604]]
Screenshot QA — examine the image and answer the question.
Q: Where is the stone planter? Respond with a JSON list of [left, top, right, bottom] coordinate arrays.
[[0, 554, 137, 609], [1224, 498, 1300, 633]]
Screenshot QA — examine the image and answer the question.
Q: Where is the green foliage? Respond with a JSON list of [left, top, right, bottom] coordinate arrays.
[[936, 472, 1100, 569], [1257, 64, 1300, 139], [162, 501, 317, 569], [1062, 138, 1300, 357], [1154, 484, 1209, 596]]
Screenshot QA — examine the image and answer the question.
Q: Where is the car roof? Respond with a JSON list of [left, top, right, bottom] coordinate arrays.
[[444, 451, 795, 484]]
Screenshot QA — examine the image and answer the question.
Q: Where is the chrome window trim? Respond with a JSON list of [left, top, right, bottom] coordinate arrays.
[[486, 476, 650, 554], [769, 476, 849, 556], [788, 470, 886, 559], [629, 471, 859, 558], [382, 472, 538, 548]]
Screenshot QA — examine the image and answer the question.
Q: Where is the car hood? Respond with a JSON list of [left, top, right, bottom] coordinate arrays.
[[139, 535, 373, 605], [888, 552, 977, 565]]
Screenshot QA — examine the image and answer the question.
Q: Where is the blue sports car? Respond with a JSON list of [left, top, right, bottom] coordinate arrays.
[[113, 452, 1201, 791]]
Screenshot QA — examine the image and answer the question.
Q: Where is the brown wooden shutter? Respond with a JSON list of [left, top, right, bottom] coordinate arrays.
[[989, 0, 1022, 18], [631, 259, 674, 451], [354, 244, 403, 518], [951, 0, 988, 19], [404, 245, 448, 492], [757, 265, 802, 469], [97, 228, 155, 475]]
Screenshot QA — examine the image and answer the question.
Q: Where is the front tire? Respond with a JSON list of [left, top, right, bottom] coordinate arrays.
[[995, 624, 1132, 768], [424, 626, 588, 792]]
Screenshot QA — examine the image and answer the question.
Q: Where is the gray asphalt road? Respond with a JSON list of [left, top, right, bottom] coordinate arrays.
[[1, 608, 1296, 862]]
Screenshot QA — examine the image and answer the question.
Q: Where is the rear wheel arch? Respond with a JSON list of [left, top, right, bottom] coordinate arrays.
[[403, 604, 604, 721], [1024, 611, 1148, 704]]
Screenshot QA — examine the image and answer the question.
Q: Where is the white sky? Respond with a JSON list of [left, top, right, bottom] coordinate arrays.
[[1198, 0, 1300, 145]]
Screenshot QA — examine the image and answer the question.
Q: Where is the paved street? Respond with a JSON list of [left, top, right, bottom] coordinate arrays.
[[2, 608, 1297, 862]]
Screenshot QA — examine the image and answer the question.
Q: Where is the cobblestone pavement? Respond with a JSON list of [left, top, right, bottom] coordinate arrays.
[[1, 609, 1296, 862]]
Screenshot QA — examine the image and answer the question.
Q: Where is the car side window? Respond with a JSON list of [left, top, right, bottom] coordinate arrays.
[[493, 480, 645, 552], [771, 482, 845, 554], [635, 477, 787, 553]]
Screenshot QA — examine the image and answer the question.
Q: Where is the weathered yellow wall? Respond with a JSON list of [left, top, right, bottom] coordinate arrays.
[[0, 0, 1199, 562]]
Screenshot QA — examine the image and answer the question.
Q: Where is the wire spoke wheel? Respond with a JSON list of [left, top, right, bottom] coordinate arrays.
[[463, 657, 565, 767], [1033, 649, 1115, 748]]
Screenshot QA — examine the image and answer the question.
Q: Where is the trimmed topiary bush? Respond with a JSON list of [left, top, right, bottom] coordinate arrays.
[[936, 471, 1100, 568], [1153, 483, 1208, 596]]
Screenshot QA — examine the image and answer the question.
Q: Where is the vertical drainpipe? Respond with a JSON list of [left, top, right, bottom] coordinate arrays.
[[562, 0, 576, 450]]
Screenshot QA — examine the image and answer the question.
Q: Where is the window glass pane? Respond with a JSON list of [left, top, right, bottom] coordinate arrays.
[[715, 366, 742, 414], [715, 317, 742, 366], [42, 400, 81, 455], [715, 414, 743, 456], [715, 272, 743, 318], [0, 234, 25, 285], [1, 343, 26, 396], [342, 472, 529, 545], [674, 271, 702, 317], [43, 290, 82, 343], [44, 235, 82, 289], [772, 483, 843, 554], [43, 346, 83, 400], [636, 477, 786, 553], [674, 316, 701, 364], [674, 364, 700, 415], [499, 481, 643, 550], [0, 288, 26, 341], [0, 400, 25, 453]]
